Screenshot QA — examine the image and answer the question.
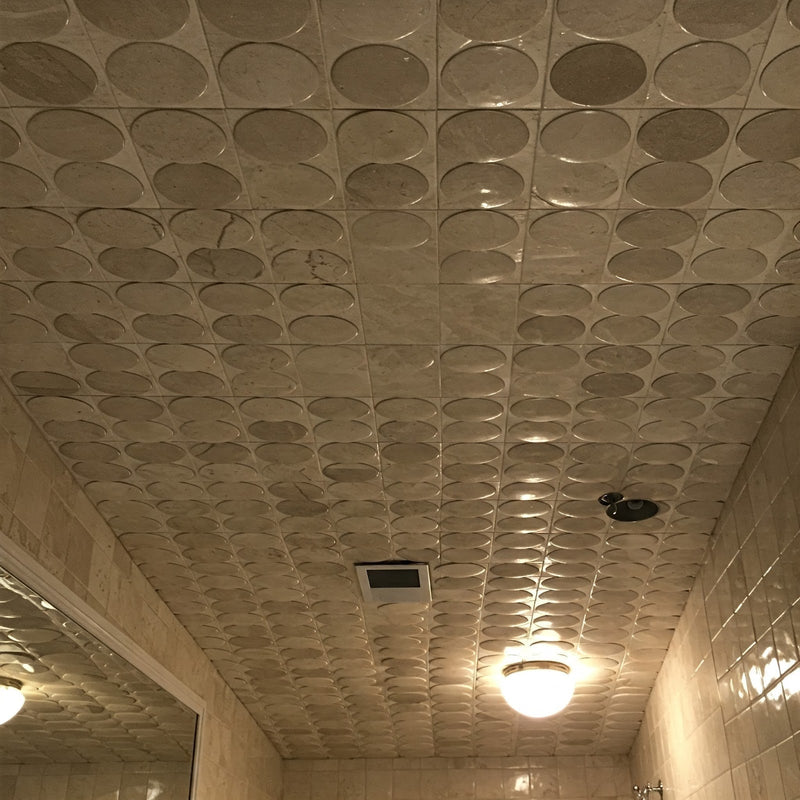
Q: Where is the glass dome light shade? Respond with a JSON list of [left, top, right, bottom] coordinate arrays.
[[500, 660, 575, 718], [0, 677, 24, 724]]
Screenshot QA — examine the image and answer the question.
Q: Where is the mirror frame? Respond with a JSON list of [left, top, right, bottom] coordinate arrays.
[[0, 533, 205, 799]]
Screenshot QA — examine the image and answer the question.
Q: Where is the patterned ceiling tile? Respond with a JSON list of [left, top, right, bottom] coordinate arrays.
[[0, 0, 798, 760]]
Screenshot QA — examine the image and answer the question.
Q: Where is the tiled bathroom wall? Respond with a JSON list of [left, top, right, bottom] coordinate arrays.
[[283, 756, 632, 800], [0, 761, 190, 800], [630, 350, 800, 799], [0, 377, 282, 800]]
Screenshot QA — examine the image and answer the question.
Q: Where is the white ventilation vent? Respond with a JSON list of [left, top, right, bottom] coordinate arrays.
[[356, 563, 432, 604]]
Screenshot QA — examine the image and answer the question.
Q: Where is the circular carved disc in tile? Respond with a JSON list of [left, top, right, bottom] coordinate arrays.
[[212, 314, 282, 343], [655, 42, 750, 105], [521, 284, 592, 314], [54, 162, 144, 206], [535, 159, 618, 207], [440, 251, 516, 283], [262, 210, 343, 249], [540, 110, 630, 162], [439, 111, 528, 163], [200, 284, 274, 314], [107, 43, 207, 104], [131, 110, 226, 162], [280, 284, 353, 315], [289, 315, 358, 344], [346, 164, 427, 208], [556, 0, 663, 38], [598, 284, 669, 314], [530, 210, 608, 251], [627, 162, 712, 208], [198, 0, 309, 40], [70, 343, 138, 369], [592, 315, 661, 344], [734, 345, 794, 373], [736, 110, 800, 161], [154, 163, 241, 208], [248, 164, 336, 208], [691, 248, 765, 282], [170, 211, 253, 248], [582, 372, 643, 397], [147, 343, 215, 371], [637, 109, 728, 161], [608, 248, 683, 282], [235, 110, 327, 163], [27, 110, 124, 161], [0, 121, 19, 158], [441, 45, 538, 107], [615, 209, 697, 247], [668, 315, 737, 343], [719, 162, 800, 208], [659, 345, 725, 372], [55, 312, 125, 342], [586, 345, 651, 372], [14, 247, 91, 280], [1, 0, 68, 39], [776, 250, 800, 281], [673, 0, 777, 38], [440, 210, 518, 249], [517, 315, 585, 343], [652, 372, 716, 397], [323, 0, 429, 41], [441, 163, 524, 208], [332, 45, 428, 107], [78, 209, 163, 247], [550, 44, 646, 106], [338, 111, 426, 164], [704, 210, 783, 248], [133, 314, 204, 342], [0, 43, 97, 104], [0, 164, 47, 206], [746, 317, 800, 346], [352, 212, 430, 249], [759, 285, 800, 316], [220, 44, 319, 105], [75, 0, 189, 39], [271, 248, 350, 282], [0, 209, 72, 246], [117, 282, 192, 314], [440, 0, 544, 40], [515, 345, 579, 373]]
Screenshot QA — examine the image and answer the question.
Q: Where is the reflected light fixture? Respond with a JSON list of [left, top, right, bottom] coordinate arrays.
[[500, 660, 575, 717], [0, 677, 24, 724]]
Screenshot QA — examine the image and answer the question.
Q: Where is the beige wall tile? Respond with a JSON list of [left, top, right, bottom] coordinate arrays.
[[631, 347, 800, 799]]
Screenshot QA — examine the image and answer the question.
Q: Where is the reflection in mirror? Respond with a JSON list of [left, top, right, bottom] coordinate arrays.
[[0, 566, 197, 799]]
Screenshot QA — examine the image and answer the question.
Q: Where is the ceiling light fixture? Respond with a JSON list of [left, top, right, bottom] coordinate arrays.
[[0, 677, 24, 724], [500, 660, 575, 717], [598, 492, 659, 522]]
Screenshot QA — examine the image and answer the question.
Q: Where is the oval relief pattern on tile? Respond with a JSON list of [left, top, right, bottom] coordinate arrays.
[[1, 0, 795, 763], [441, 45, 538, 106], [107, 43, 208, 104], [75, 0, 190, 39], [655, 42, 750, 105], [220, 44, 319, 105], [131, 110, 227, 162], [550, 44, 646, 106], [0, 43, 97, 103], [28, 109, 124, 160], [332, 45, 428, 106]]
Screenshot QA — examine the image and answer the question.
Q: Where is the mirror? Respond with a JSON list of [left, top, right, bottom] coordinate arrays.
[[0, 566, 197, 799]]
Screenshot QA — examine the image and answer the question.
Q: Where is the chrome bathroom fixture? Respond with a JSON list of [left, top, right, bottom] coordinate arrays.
[[633, 779, 664, 799], [598, 492, 659, 522]]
